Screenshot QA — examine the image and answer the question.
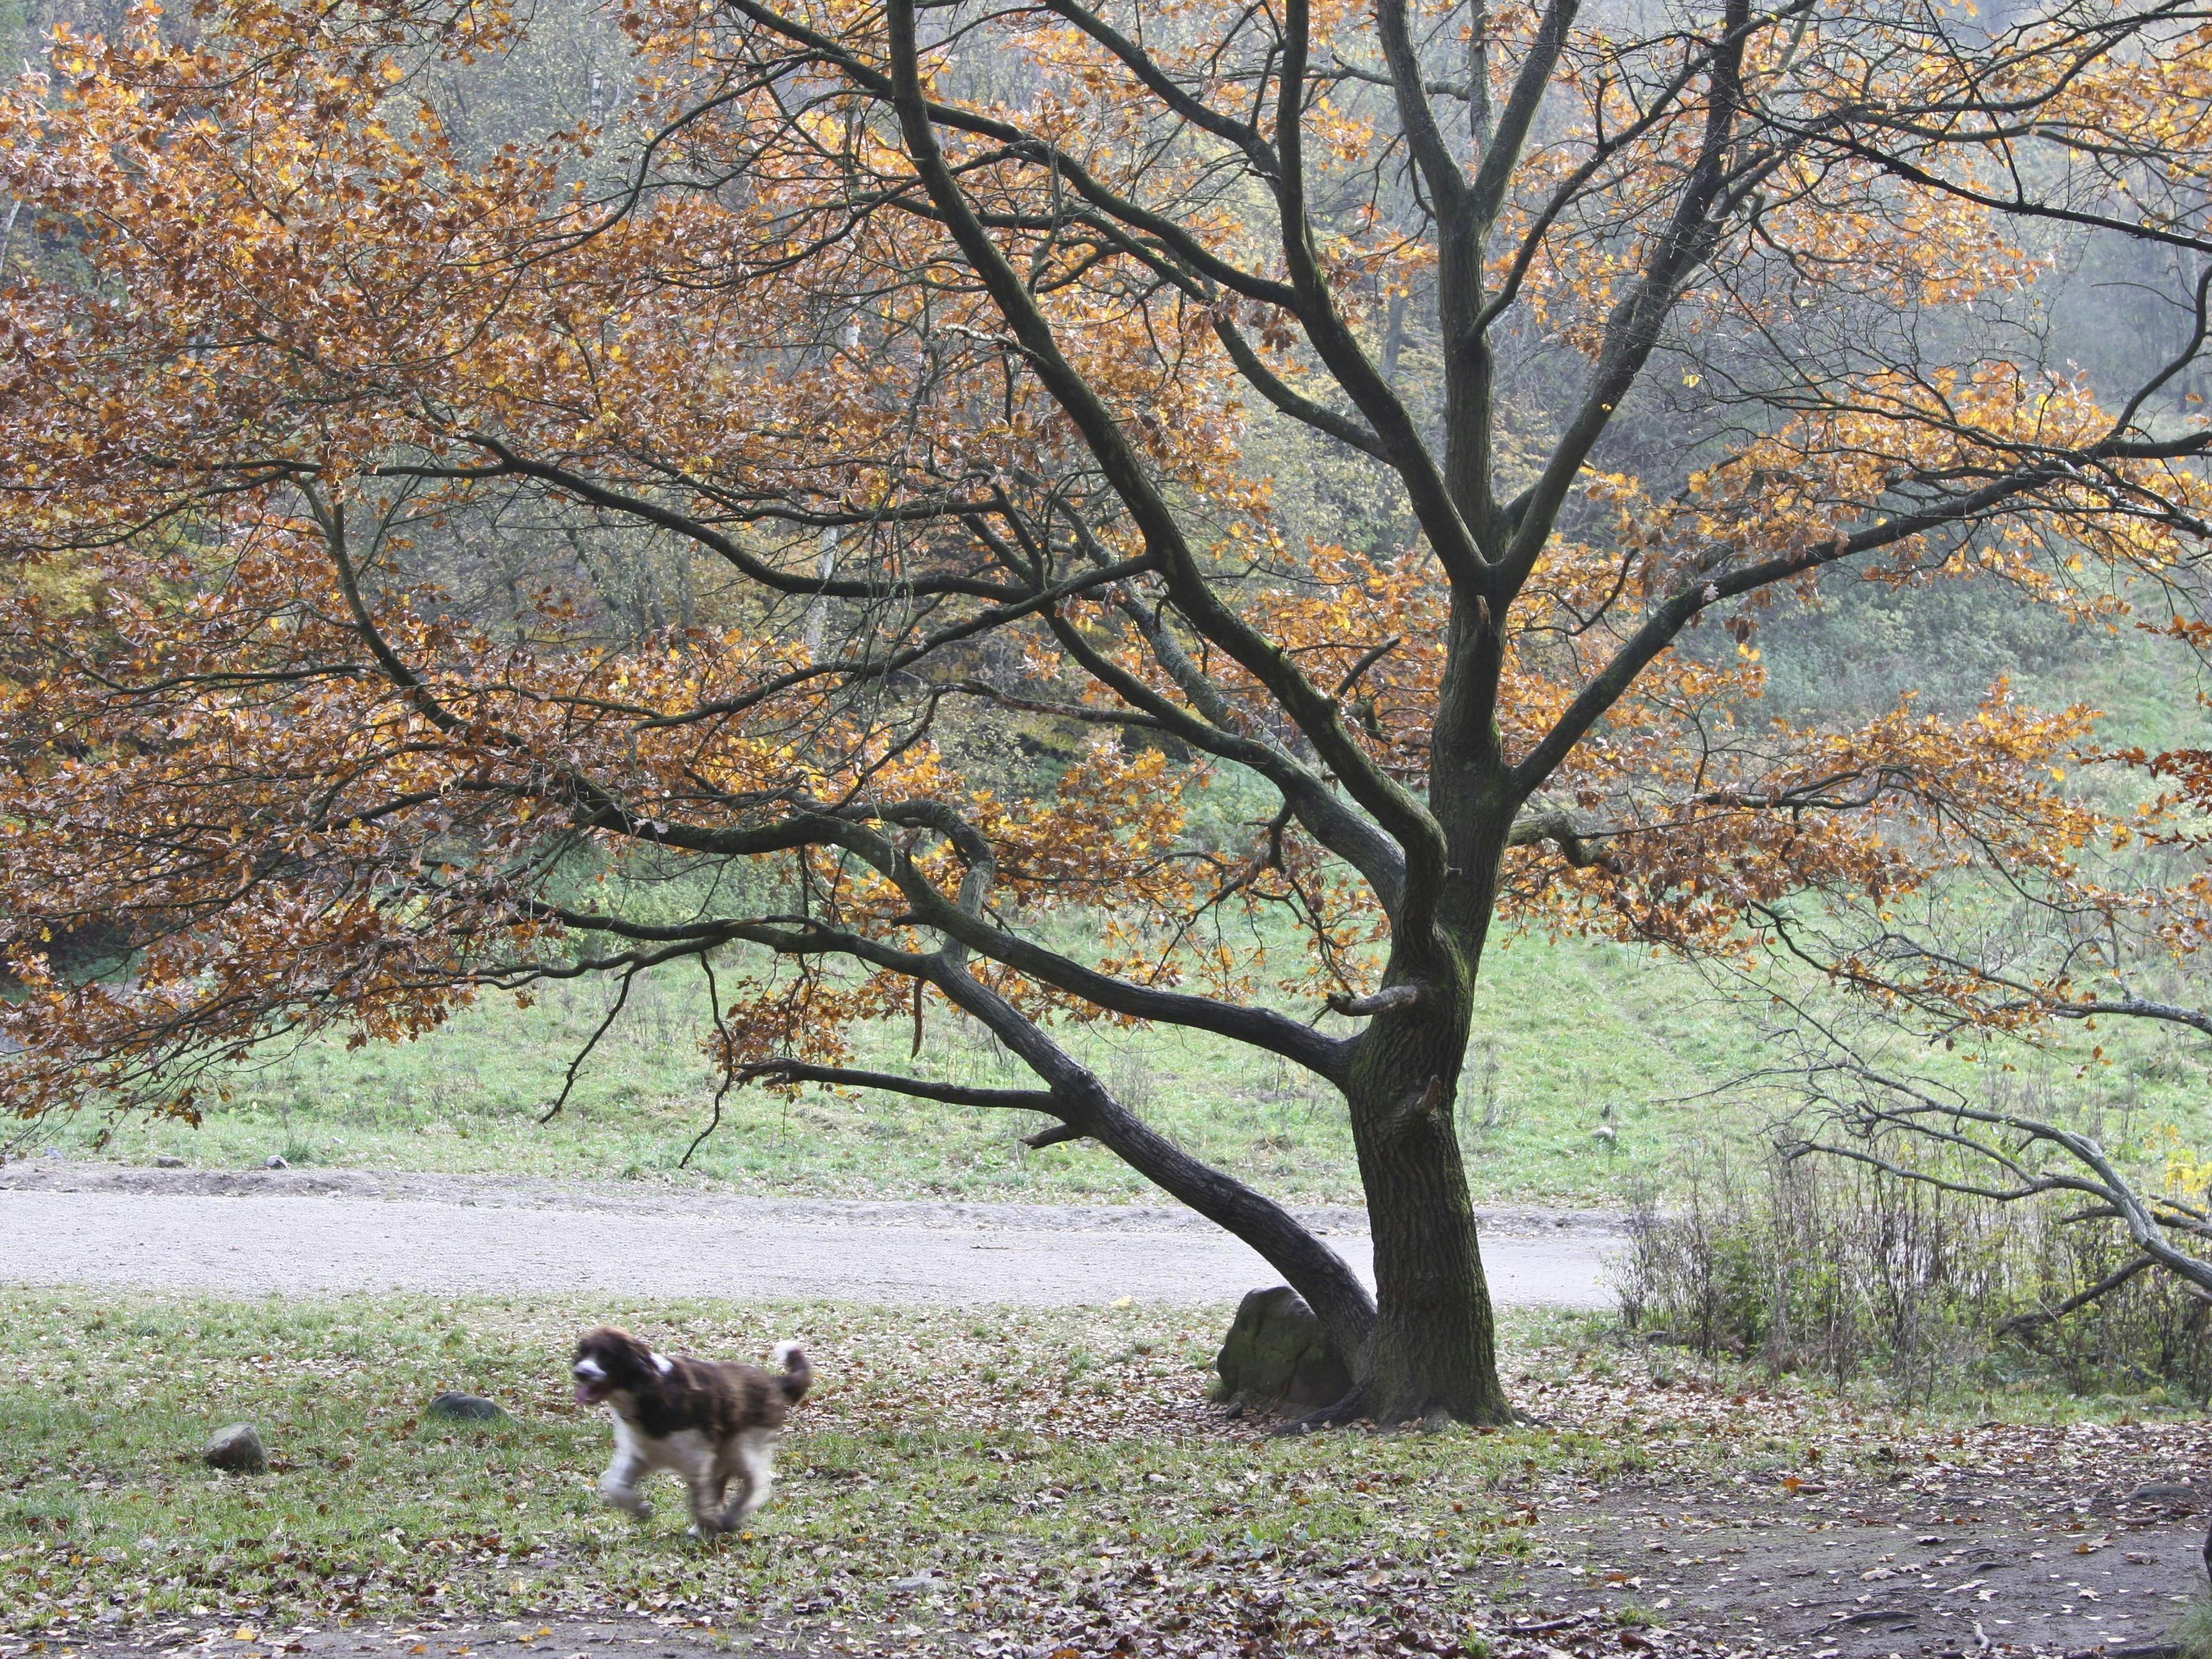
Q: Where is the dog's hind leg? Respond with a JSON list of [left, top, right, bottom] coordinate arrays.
[[685, 1474, 730, 1537], [719, 1429, 777, 1527], [709, 1449, 753, 1534], [598, 1422, 653, 1521]]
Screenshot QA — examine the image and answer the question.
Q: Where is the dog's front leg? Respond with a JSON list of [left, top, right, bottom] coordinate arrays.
[[662, 1436, 730, 1537], [599, 1455, 652, 1518], [598, 1423, 653, 1521]]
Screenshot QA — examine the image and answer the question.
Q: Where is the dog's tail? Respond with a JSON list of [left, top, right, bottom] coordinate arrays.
[[771, 1338, 812, 1403]]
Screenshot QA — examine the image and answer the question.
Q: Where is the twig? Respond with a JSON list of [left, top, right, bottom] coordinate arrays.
[[540, 966, 636, 1123], [680, 956, 736, 1169], [1804, 1607, 1916, 1635]]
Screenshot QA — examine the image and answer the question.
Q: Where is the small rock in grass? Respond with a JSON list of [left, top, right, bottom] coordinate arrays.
[[154, 1155, 186, 1168], [425, 1391, 509, 1423], [2123, 1480, 2198, 1505], [202, 1423, 267, 1474]]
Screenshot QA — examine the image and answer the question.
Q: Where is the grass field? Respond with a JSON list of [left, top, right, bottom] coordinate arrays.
[[4, 1288, 2196, 1656], [0, 1289, 1616, 1649], [45, 926, 2212, 1210]]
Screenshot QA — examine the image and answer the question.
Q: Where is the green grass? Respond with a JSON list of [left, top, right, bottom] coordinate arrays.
[[47, 926, 2212, 1210], [2174, 1598, 2212, 1659], [5, 1288, 2199, 1653], [0, 1290, 1639, 1648]]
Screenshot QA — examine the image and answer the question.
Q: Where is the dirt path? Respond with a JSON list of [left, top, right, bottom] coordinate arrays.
[[0, 1160, 1621, 1308], [1473, 1431, 2212, 1658]]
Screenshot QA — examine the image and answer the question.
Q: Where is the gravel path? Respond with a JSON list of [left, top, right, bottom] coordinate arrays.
[[0, 1161, 1622, 1308]]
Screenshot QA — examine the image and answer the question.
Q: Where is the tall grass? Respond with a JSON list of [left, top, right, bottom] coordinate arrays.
[[1617, 1137, 2212, 1402]]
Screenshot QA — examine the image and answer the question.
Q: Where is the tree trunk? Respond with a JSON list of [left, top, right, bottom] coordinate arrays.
[[1343, 992, 1511, 1425]]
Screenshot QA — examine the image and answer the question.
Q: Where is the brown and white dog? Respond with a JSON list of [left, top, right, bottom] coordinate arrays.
[[569, 1326, 811, 1535]]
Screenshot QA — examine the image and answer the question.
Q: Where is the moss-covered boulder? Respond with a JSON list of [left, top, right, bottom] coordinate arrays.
[[1212, 1286, 1352, 1413]]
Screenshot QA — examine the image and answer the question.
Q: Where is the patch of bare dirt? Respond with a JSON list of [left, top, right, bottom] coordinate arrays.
[[1471, 1400, 2212, 1658]]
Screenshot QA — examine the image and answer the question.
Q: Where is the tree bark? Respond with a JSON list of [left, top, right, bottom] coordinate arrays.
[[1342, 989, 1512, 1424]]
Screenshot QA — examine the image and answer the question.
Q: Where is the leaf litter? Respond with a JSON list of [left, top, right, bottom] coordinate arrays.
[[2, 1292, 2207, 1659]]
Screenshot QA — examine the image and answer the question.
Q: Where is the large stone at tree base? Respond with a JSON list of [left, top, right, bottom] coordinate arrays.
[[1213, 1286, 1353, 1413], [426, 1391, 509, 1423], [202, 1422, 267, 1474]]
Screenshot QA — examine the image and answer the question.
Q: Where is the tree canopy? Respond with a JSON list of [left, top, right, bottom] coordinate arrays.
[[3, 0, 2211, 1420]]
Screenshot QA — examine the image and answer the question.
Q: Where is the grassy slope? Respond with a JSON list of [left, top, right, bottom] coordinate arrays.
[[37, 582, 2212, 1208], [19, 933, 1818, 1203], [53, 923, 2212, 1208]]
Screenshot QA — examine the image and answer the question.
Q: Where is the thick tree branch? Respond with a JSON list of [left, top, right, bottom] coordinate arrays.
[[1509, 442, 2210, 802], [1213, 314, 1391, 460], [732, 1057, 1059, 1112], [1325, 984, 1427, 1017], [1493, 0, 1758, 599], [453, 437, 1027, 602], [1507, 807, 1615, 869], [1998, 1253, 2158, 1339], [719, 0, 1301, 308], [2046, 998, 2212, 1040], [1374, 0, 1465, 211], [1464, 0, 1579, 237], [881, 3, 1447, 911], [822, 814, 1357, 1084]]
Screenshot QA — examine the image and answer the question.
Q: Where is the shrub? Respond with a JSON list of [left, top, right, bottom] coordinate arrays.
[[1617, 1137, 2212, 1400]]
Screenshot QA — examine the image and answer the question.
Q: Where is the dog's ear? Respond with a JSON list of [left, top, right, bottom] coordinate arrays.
[[590, 1327, 659, 1384], [573, 1326, 650, 1382]]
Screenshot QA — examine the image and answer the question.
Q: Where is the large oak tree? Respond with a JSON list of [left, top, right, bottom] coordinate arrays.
[[3, 0, 2211, 1422]]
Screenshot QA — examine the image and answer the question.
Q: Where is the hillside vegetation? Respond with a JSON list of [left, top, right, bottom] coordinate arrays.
[[42, 577, 2209, 1210]]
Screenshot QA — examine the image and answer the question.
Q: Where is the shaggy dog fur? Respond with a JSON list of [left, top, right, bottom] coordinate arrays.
[[570, 1326, 811, 1535]]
